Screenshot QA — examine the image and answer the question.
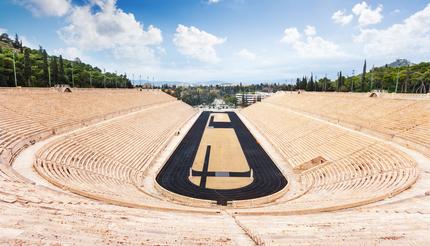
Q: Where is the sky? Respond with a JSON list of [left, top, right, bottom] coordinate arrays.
[[0, 0, 429, 83]]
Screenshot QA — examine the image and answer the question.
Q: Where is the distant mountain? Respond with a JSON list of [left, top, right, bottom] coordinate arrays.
[[133, 79, 296, 87], [131, 80, 192, 87], [386, 59, 414, 68], [193, 81, 235, 86]]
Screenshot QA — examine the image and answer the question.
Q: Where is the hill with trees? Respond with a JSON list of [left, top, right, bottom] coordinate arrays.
[[0, 32, 131, 88]]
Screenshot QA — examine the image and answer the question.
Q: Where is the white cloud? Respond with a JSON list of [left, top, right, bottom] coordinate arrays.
[[16, 0, 71, 17], [111, 45, 159, 63], [391, 9, 401, 15], [352, 1, 383, 27], [173, 24, 226, 63], [0, 27, 7, 34], [52, 47, 88, 61], [332, 10, 353, 26], [280, 26, 345, 59], [208, 0, 220, 4], [304, 25, 316, 36], [355, 3, 430, 57], [280, 27, 301, 44], [58, 0, 162, 63], [237, 49, 256, 60], [20, 36, 37, 49]]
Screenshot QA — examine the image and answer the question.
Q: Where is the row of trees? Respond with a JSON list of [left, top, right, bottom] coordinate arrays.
[[295, 60, 430, 93], [161, 82, 295, 106], [0, 33, 132, 88]]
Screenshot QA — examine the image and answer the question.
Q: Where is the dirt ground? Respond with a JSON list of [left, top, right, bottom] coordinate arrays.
[[190, 113, 252, 189], [212, 113, 231, 122]]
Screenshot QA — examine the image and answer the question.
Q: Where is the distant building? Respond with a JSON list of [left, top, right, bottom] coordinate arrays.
[[142, 83, 152, 89], [210, 98, 229, 109], [236, 92, 272, 106]]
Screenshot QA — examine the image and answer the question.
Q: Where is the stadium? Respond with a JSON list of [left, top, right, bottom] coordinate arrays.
[[0, 88, 429, 244], [2, 0, 430, 245]]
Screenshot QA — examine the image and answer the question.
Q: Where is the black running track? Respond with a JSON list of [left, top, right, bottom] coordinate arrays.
[[156, 111, 287, 205]]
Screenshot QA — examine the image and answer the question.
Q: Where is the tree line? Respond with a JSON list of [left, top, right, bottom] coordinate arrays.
[[0, 33, 132, 88], [295, 60, 430, 93], [161, 82, 293, 106]]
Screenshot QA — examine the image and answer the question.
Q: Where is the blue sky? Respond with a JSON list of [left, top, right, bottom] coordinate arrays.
[[1, 0, 429, 82]]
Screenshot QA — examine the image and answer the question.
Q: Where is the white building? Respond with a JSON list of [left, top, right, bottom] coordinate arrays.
[[236, 92, 272, 106]]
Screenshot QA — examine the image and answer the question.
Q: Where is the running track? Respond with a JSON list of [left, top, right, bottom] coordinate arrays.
[[156, 111, 287, 205]]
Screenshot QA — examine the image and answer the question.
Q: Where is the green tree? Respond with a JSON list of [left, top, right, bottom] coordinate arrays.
[[42, 50, 49, 86], [361, 59, 366, 92], [13, 34, 23, 52], [317, 77, 328, 91], [23, 48, 31, 86], [59, 55, 65, 83], [306, 74, 315, 91], [337, 71, 342, 91], [13, 34, 20, 49], [223, 94, 237, 106], [51, 56, 58, 84], [2, 56, 15, 86]]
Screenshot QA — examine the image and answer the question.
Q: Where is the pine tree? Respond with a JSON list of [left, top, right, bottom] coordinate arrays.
[[337, 71, 343, 91], [306, 73, 315, 91], [59, 55, 65, 83], [310, 73, 316, 91], [13, 34, 20, 49], [301, 76, 308, 90], [23, 48, 31, 86], [51, 56, 59, 84], [361, 60, 367, 92], [42, 50, 49, 86]]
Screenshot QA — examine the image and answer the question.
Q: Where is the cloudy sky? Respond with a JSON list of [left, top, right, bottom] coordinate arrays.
[[1, 0, 429, 82]]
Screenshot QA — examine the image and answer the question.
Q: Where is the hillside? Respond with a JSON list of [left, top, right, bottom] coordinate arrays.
[[0, 33, 131, 88]]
